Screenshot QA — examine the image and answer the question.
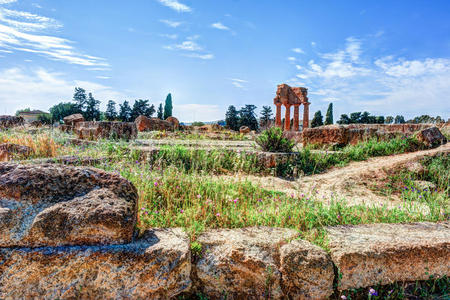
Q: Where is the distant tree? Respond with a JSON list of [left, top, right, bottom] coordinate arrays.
[[15, 108, 31, 116], [260, 106, 273, 128], [84, 93, 101, 121], [311, 110, 324, 128], [225, 105, 240, 131], [131, 99, 155, 121], [385, 116, 394, 124], [192, 121, 205, 126], [337, 114, 351, 125], [350, 112, 362, 124], [163, 93, 173, 119], [375, 116, 385, 124], [73, 87, 87, 113], [119, 101, 132, 122], [394, 115, 405, 124], [239, 104, 258, 131], [105, 100, 117, 121], [157, 103, 164, 119], [49, 102, 79, 123], [37, 113, 52, 125], [325, 103, 333, 125]]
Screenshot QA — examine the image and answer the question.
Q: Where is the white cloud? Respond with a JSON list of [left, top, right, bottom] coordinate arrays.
[[0, 67, 122, 114], [173, 104, 222, 122], [96, 76, 111, 79], [311, 41, 316, 47], [211, 22, 229, 31], [166, 40, 202, 51], [0, 0, 17, 4], [287, 56, 296, 62], [292, 48, 305, 54], [228, 78, 248, 89], [159, 33, 177, 39], [159, 19, 182, 28], [156, 0, 191, 12], [183, 53, 214, 60], [0, 8, 61, 31]]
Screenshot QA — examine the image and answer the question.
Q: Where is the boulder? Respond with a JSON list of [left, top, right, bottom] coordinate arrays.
[[193, 227, 334, 299], [240, 126, 251, 134], [166, 116, 180, 130], [415, 126, 447, 148], [74, 121, 137, 140], [327, 222, 450, 291], [0, 228, 191, 299], [135, 115, 174, 132], [0, 163, 138, 247], [0, 143, 33, 162], [63, 113, 85, 126], [0, 115, 24, 130], [303, 125, 348, 146]]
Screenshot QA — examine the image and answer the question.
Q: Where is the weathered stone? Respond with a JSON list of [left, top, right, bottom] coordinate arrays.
[[415, 126, 447, 148], [0, 143, 33, 162], [327, 222, 450, 291], [194, 227, 299, 299], [31, 155, 104, 166], [280, 239, 334, 299], [135, 115, 174, 132], [0, 163, 138, 247], [0, 115, 24, 129], [166, 116, 180, 130], [273, 84, 310, 130], [63, 113, 85, 126], [74, 121, 137, 140], [0, 228, 191, 299], [239, 126, 251, 134], [303, 125, 349, 146]]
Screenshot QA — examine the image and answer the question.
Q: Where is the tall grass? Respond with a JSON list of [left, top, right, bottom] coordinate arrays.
[[0, 131, 59, 158]]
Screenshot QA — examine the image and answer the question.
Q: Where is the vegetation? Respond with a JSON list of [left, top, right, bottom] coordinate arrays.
[[157, 103, 164, 119], [49, 102, 80, 123], [85, 93, 101, 121], [256, 127, 295, 152], [131, 99, 155, 121], [337, 111, 385, 124], [325, 103, 333, 125], [311, 110, 324, 128], [260, 106, 273, 128], [239, 104, 259, 131], [105, 100, 117, 121], [119, 100, 133, 122], [225, 105, 240, 131], [163, 93, 173, 119]]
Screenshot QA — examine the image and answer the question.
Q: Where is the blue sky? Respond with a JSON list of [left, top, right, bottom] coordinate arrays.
[[0, 0, 449, 121]]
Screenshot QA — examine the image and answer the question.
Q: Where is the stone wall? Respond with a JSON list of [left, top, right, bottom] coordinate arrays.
[[0, 115, 24, 130], [74, 121, 137, 140], [303, 124, 435, 146]]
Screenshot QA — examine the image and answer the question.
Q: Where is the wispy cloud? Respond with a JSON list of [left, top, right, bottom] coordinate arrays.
[[292, 48, 305, 54], [164, 38, 214, 60], [165, 40, 202, 51], [156, 0, 191, 13], [228, 78, 248, 89], [159, 19, 182, 28], [183, 53, 214, 60], [287, 57, 296, 62], [159, 33, 178, 39], [0, 4, 108, 67], [0, 0, 17, 4], [211, 22, 229, 31]]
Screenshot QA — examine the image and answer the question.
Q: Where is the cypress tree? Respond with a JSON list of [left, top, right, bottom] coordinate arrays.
[[163, 93, 173, 119], [325, 103, 333, 125]]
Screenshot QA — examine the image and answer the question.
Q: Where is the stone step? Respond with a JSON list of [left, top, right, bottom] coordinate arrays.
[[327, 221, 450, 291]]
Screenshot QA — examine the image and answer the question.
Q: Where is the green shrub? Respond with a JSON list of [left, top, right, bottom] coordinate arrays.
[[256, 127, 295, 152]]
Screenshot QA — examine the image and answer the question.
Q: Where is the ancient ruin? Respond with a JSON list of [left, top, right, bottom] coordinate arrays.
[[273, 84, 310, 131]]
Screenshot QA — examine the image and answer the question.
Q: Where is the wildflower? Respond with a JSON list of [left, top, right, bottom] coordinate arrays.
[[341, 296, 347, 300], [257, 198, 262, 202], [216, 213, 220, 217], [180, 209, 184, 213], [154, 182, 158, 187], [233, 198, 238, 204], [369, 288, 378, 296]]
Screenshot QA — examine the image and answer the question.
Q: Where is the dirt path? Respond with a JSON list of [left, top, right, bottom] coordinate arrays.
[[219, 143, 450, 208]]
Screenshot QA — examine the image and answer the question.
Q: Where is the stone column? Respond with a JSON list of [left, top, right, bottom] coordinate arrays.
[[293, 104, 300, 131], [275, 104, 282, 128], [303, 103, 310, 129], [284, 104, 291, 131]]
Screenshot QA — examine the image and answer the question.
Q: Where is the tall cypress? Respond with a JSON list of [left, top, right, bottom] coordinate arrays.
[[163, 93, 173, 119], [325, 103, 333, 125]]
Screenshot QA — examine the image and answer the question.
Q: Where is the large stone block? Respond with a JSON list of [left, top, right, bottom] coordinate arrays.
[[0, 163, 138, 247], [135, 115, 174, 132], [327, 222, 450, 291], [194, 227, 333, 299], [0, 228, 191, 299], [0, 115, 24, 129], [415, 126, 447, 148], [74, 121, 137, 140], [63, 113, 85, 126]]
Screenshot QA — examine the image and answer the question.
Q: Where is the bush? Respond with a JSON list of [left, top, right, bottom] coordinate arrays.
[[256, 127, 295, 152]]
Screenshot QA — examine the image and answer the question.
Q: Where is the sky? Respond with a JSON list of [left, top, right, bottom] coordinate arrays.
[[0, 0, 449, 122]]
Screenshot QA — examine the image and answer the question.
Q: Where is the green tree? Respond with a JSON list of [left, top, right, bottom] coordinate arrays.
[[73, 87, 87, 112], [119, 101, 132, 122], [37, 113, 52, 125], [376, 116, 385, 124], [349, 112, 362, 124], [394, 115, 405, 124], [163, 93, 173, 119], [15, 108, 31, 116], [84, 93, 101, 121], [337, 114, 351, 124], [225, 105, 239, 131], [131, 99, 155, 121], [325, 103, 333, 125], [49, 102, 80, 123], [105, 100, 117, 121], [385, 116, 394, 124], [239, 104, 259, 131], [260, 106, 273, 128], [311, 110, 324, 128], [157, 103, 164, 119]]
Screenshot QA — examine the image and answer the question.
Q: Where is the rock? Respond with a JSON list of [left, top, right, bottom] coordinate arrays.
[[135, 115, 174, 132], [74, 121, 137, 140], [327, 222, 450, 291], [0, 163, 138, 247], [194, 227, 332, 299], [0, 228, 191, 299], [0, 143, 33, 162], [31, 155, 104, 166], [303, 125, 348, 146], [166, 116, 180, 130], [415, 126, 447, 148], [63, 113, 85, 126], [240, 126, 251, 134], [404, 160, 426, 175], [280, 239, 334, 299], [413, 180, 437, 191], [0, 115, 24, 130]]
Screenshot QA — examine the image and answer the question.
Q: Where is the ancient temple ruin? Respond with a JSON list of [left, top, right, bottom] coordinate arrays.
[[273, 84, 310, 131]]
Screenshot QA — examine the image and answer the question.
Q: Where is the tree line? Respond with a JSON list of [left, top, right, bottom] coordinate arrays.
[[48, 87, 173, 123], [225, 105, 274, 131]]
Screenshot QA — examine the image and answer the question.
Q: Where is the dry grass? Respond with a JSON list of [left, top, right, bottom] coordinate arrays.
[[0, 132, 60, 158]]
